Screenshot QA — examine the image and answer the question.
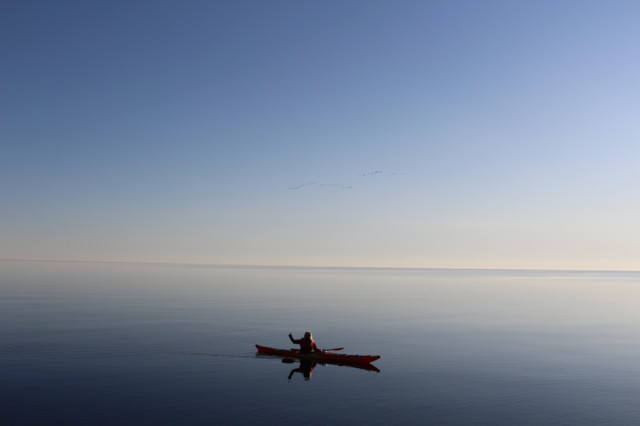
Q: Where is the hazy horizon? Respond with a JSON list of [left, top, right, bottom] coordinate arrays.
[[3, 258, 640, 274]]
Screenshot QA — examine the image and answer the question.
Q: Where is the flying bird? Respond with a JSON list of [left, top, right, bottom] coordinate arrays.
[[288, 182, 352, 190], [288, 170, 405, 190]]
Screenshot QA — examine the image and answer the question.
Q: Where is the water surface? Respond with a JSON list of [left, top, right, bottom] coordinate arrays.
[[2, 261, 640, 425]]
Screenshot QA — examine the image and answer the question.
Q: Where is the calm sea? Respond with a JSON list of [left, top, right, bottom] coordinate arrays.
[[2, 261, 640, 425]]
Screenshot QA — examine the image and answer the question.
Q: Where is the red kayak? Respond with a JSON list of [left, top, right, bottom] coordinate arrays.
[[255, 344, 380, 364]]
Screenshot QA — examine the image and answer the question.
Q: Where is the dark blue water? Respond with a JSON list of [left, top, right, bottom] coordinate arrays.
[[2, 261, 640, 425]]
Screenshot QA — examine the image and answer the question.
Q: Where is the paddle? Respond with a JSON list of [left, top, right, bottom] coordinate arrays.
[[290, 347, 344, 352], [291, 348, 344, 354]]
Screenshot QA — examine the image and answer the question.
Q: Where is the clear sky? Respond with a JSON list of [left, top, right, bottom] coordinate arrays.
[[2, 0, 639, 270]]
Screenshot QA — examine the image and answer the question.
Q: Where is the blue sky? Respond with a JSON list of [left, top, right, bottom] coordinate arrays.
[[2, 0, 639, 269]]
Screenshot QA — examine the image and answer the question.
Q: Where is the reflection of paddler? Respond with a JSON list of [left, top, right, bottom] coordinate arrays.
[[287, 360, 317, 381]]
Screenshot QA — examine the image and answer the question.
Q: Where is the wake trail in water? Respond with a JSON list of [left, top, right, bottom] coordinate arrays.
[[174, 351, 257, 359]]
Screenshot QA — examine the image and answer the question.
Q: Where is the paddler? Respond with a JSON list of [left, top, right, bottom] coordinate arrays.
[[289, 331, 322, 354]]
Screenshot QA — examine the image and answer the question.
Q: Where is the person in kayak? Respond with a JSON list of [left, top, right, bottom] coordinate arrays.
[[289, 331, 322, 354]]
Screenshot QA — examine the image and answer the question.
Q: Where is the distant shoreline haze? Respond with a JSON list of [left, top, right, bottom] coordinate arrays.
[[1, 258, 638, 274]]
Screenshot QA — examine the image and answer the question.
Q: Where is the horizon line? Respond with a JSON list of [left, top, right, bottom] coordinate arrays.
[[1, 258, 639, 274]]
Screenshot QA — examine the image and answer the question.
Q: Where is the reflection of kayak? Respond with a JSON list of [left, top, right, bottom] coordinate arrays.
[[255, 344, 381, 364], [286, 358, 381, 374]]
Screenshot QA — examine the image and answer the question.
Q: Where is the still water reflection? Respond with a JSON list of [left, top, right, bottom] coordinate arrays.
[[278, 358, 380, 381], [2, 261, 640, 425]]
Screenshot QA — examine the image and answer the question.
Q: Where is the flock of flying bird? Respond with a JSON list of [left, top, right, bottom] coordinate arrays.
[[288, 170, 406, 190]]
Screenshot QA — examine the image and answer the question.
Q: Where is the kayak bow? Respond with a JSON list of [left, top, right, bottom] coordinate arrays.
[[255, 345, 380, 364]]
